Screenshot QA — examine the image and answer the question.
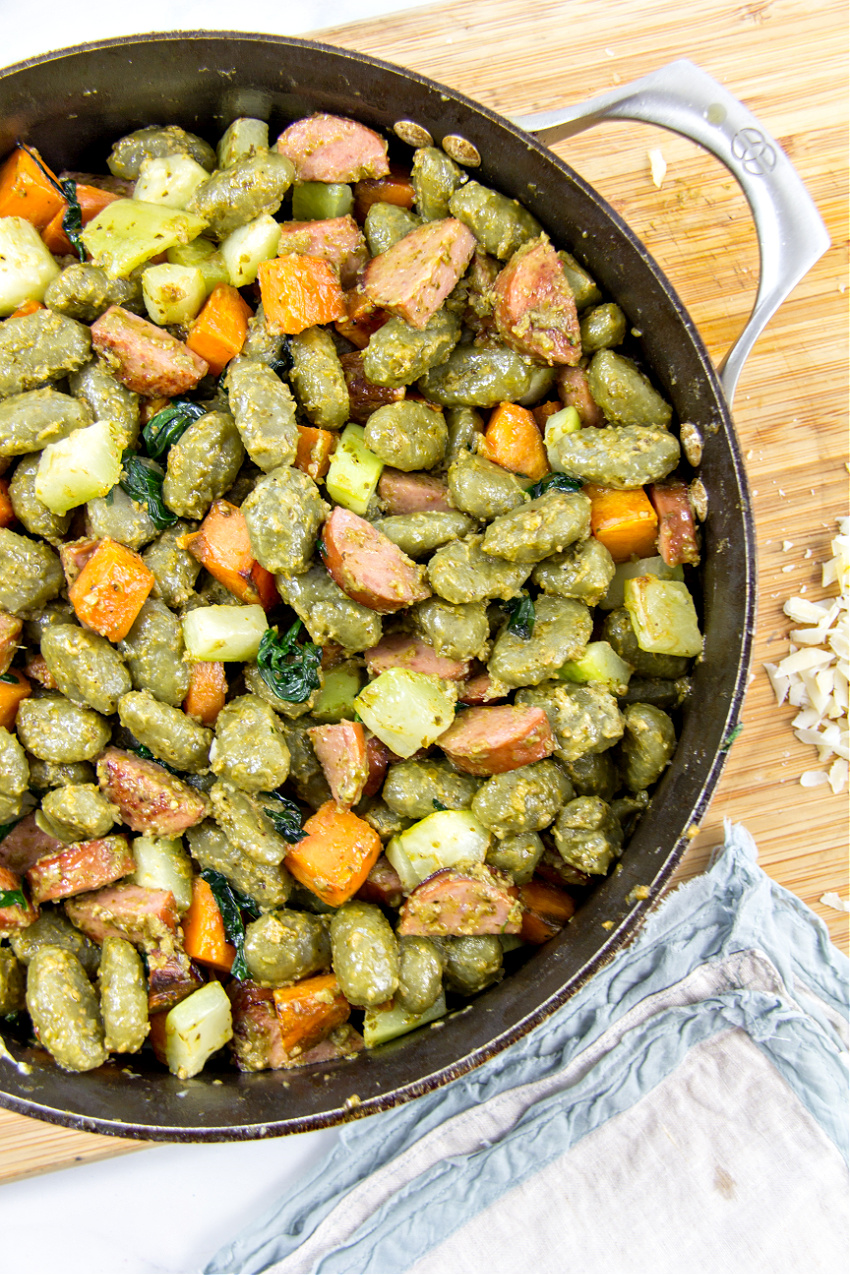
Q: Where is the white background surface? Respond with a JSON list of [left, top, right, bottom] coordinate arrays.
[[0, 4, 429, 1272]]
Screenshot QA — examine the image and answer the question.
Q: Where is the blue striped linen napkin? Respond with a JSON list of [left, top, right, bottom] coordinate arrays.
[[206, 823, 849, 1275]]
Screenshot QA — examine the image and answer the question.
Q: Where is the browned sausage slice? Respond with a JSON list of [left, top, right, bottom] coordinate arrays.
[[321, 506, 430, 613], [493, 237, 582, 366], [91, 305, 208, 396], [307, 720, 369, 810], [556, 365, 604, 428], [275, 114, 390, 183], [0, 813, 63, 875], [364, 632, 470, 681], [64, 883, 180, 951], [437, 704, 556, 775], [0, 864, 38, 929], [398, 865, 522, 936], [649, 479, 701, 567], [230, 980, 364, 1070], [363, 218, 477, 330], [96, 747, 209, 837], [287, 1023, 365, 1069], [457, 670, 508, 706], [356, 854, 405, 909], [277, 215, 369, 289], [59, 537, 99, 588], [229, 981, 287, 1071], [518, 878, 576, 944], [362, 733, 392, 798], [147, 946, 204, 1014], [377, 468, 454, 515], [339, 352, 405, 424], [26, 835, 135, 905]]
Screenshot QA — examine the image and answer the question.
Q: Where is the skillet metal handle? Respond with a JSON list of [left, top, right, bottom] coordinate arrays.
[[510, 58, 830, 404]]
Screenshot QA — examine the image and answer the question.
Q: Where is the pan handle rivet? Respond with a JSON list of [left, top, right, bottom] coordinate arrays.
[[441, 134, 481, 167], [393, 120, 433, 148]]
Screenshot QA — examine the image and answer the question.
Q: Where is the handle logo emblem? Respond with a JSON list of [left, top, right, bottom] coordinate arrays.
[[731, 127, 777, 176]]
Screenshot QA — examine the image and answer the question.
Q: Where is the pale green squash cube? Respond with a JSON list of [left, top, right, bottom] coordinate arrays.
[[164, 982, 233, 1079], [133, 154, 210, 209], [363, 992, 447, 1048], [81, 199, 208, 278], [142, 263, 206, 325], [623, 576, 703, 657], [325, 424, 384, 516], [0, 217, 60, 315]]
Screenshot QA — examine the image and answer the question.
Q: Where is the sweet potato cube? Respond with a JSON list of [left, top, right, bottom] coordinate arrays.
[[272, 973, 350, 1060], [586, 484, 658, 563], [284, 801, 382, 906], [0, 478, 15, 528], [68, 537, 155, 641], [294, 425, 337, 482], [0, 668, 30, 730], [181, 501, 277, 610], [479, 401, 549, 481], [258, 254, 346, 335]]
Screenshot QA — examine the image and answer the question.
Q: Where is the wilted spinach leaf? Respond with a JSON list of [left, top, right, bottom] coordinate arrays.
[[269, 338, 293, 379], [0, 887, 26, 910], [525, 471, 583, 499], [503, 591, 536, 640], [256, 621, 322, 704], [119, 451, 177, 530], [260, 792, 307, 843], [128, 743, 184, 779], [200, 869, 261, 982], [142, 399, 205, 459]]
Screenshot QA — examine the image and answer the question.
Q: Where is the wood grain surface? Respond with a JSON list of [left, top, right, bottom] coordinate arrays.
[[0, 0, 846, 1182]]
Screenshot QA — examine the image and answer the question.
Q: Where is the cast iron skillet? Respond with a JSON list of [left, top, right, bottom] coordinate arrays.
[[0, 33, 828, 1140]]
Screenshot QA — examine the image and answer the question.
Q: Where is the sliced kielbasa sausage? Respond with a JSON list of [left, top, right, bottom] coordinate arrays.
[[556, 365, 604, 428], [492, 236, 582, 366], [26, 835, 135, 905], [275, 114, 390, 183], [437, 704, 556, 775], [363, 217, 477, 329], [339, 352, 405, 423], [321, 506, 430, 613], [91, 306, 208, 396], [307, 720, 369, 810], [96, 747, 209, 836], [398, 866, 522, 936], [377, 468, 454, 514], [64, 883, 180, 951], [649, 479, 701, 567], [364, 632, 470, 680], [277, 215, 368, 289], [0, 813, 63, 875]]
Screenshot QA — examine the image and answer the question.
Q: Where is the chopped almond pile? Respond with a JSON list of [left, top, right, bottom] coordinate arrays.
[[764, 517, 849, 794]]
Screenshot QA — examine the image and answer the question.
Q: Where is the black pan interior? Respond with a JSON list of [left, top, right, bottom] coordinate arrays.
[[0, 33, 755, 1140]]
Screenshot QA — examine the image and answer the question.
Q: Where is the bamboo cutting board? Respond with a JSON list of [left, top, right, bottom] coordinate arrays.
[[0, 0, 846, 1182]]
